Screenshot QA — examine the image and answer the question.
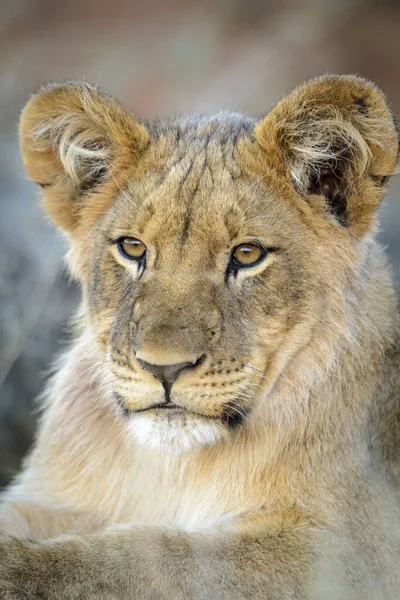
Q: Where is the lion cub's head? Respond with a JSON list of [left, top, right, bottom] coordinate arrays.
[[19, 76, 398, 451]]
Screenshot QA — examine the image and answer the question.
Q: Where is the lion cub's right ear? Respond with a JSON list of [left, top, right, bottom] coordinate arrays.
[[20, 83, 149, 233]]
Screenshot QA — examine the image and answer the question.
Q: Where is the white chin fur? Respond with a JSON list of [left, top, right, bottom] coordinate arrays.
[[127, 412, 228, 452]]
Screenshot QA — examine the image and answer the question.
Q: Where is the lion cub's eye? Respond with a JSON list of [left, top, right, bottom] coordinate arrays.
[[118, 237, 147, 260], [231, 243, 266, 267]]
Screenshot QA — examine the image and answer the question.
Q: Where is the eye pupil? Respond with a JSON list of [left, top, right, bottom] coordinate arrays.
[[119, 237, 147, 260], [232, 243, 265, 267]]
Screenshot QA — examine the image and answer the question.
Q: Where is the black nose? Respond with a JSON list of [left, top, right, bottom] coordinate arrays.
[[136, 358, 197, 384]]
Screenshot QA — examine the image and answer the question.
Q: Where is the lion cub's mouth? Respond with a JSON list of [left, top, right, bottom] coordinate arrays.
[[114, 392, 184, 415], [132, 381, 187, 413], [138, 402, 183, 412]]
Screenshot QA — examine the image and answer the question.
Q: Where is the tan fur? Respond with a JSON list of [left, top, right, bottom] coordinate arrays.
[[0, 75, 399, 599]]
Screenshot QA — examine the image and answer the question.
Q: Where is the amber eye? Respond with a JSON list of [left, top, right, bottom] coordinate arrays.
[[118, 237, 147, 260], [231, 243, 266, 267]]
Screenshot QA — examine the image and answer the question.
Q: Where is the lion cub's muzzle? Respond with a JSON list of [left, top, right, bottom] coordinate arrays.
[[109, 293, 251, 429], [128, 292, 220, 397]]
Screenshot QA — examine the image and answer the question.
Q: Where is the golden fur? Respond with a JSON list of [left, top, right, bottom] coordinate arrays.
[[0, 75, 399, 599]]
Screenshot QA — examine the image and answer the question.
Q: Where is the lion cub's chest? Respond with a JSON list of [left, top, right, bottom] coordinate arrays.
[[114, 450, 238, 531]]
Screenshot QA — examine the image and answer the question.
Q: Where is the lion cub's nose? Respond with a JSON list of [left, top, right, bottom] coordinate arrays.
[[136, 358, 197, 384]]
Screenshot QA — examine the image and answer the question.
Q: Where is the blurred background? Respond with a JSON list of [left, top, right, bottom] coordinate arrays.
[[0, 0, 399, 488]]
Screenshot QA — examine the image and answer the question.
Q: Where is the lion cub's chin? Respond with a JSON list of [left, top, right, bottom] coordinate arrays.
[[126, 411, 229, 453]]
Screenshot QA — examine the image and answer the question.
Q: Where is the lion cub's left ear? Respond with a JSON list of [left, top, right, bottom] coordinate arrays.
[[256, 75, 399, 235], [20, 82, 149, 233]]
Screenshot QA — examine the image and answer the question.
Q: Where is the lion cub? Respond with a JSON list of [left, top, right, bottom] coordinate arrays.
[[0, 75, 399, 599]]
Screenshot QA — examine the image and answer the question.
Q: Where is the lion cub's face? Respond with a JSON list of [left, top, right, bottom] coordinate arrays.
[[20, 78, 398, 451], [84, 117, 334, 451]]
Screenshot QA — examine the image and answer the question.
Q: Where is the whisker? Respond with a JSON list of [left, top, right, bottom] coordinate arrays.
[[221, 401, 249, 422]]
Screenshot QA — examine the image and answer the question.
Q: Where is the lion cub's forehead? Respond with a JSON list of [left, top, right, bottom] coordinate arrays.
[[108, 112, 279, 249]]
